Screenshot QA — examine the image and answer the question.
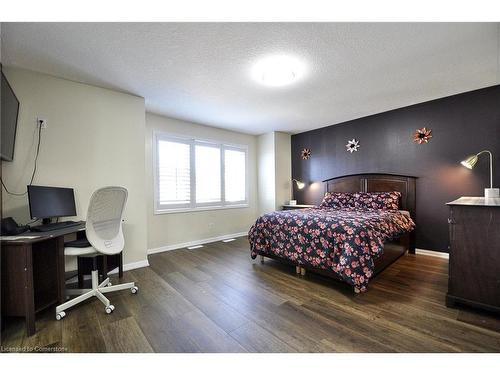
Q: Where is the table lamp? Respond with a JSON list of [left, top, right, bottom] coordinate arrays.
[[461, 150, 499, 198], [289, 178, 305, 205]]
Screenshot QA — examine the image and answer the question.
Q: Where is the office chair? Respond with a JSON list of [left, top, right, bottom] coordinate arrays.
[[55, 186, 138, 320]]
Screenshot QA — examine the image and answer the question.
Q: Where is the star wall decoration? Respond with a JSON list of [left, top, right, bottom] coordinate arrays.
[[301, 148, 311, 160], [413, 127, 432, 144], [346, 139, 360, 153]]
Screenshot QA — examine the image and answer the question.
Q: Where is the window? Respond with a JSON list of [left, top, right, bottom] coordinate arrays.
[[157, 139, 191, 207], [154, 133, 248, 213], [224, 148, 246, 203], [195, 143, 221, 204]]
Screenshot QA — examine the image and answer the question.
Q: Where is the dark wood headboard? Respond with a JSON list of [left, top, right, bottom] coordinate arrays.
[[323, 173, 417, 219]]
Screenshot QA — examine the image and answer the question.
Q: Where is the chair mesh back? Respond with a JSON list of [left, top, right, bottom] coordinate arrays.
[[86, 187, 128, 254]]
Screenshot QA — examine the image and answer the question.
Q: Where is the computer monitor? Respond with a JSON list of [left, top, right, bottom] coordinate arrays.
[[28, 185, 77, 220]]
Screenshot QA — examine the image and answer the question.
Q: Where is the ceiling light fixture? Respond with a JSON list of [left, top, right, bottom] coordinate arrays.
[[252, 54, 305, 87]]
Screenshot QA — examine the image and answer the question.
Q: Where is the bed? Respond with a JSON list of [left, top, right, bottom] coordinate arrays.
[[248, 173, 417, 292]]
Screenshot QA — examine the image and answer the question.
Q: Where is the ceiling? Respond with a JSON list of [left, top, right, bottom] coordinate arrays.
[[2, 22, 499, 135]]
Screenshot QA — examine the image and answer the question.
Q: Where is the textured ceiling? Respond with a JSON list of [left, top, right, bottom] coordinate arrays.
[[2, 22, 499, 135]]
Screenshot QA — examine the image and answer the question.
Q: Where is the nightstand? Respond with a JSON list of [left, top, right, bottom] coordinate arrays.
[[446, 197, 500, 313], [281, 204, 315, 210]]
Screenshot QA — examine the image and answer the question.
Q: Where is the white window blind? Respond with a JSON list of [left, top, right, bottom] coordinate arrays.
[[155, 133, 248, 213], [195, 143, 221, 204], [157, 139, 191, 207], [224, 148, 246, 203]]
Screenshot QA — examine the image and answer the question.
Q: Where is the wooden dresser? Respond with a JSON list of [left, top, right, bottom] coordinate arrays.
[[446, 197, 500, 313]]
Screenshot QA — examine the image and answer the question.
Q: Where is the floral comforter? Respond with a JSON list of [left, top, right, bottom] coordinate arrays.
[[249, 207, 415, 291]]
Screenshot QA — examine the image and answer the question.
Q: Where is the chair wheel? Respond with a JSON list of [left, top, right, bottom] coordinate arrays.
[[56, 311, 66, 320], [105, 305, 115, 314], [131, 286, 139, 294]]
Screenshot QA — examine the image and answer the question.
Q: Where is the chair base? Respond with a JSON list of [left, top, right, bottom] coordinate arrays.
[[55, 269, 137, 320]]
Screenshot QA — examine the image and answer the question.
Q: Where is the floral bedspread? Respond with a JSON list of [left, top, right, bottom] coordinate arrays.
[[249, 207, 415, 291]]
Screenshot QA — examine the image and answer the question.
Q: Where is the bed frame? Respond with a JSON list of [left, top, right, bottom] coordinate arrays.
[[324, 173, 416, 253], [258, 173, 417, 292]]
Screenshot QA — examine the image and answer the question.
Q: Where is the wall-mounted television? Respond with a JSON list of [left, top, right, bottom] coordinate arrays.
[[1, 66, 20, 162]]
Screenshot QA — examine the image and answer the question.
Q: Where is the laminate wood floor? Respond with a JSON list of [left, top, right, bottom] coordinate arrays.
[[2, 237, 500, 352]]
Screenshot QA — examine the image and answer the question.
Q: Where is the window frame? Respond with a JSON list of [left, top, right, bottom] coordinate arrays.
[[153, 131, 249, 214]]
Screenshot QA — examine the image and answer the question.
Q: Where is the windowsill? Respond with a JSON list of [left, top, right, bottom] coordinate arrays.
[[154, 203, 249, 215]]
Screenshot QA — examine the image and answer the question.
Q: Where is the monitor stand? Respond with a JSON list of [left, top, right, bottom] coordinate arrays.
[[42, 218, 52, 225]]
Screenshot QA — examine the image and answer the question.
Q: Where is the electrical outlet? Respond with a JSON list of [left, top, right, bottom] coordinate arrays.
[[37, 117, 47, 129], [208, 222, 215, 231]]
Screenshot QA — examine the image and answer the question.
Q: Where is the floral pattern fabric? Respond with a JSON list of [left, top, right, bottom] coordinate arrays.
[[249, 206, 415, 292], [320, 192, 355, 209], [353, 191, 401, 210]]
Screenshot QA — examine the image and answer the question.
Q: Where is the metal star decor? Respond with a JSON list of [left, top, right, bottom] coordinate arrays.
[[301, 148, 311, 160], [346, 139, 360, 153], [413, 127, 432, 144]]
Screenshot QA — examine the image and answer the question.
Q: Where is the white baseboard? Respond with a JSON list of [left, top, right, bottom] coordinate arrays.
[[415, 248, 449, 259], [148, 232, 248, 255]]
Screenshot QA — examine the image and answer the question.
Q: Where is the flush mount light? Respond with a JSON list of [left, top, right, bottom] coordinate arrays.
[[252, 54, 305, 87]]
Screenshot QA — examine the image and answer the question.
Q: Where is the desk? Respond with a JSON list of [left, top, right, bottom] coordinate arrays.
[[1, 222, 124, 336], [0, 223, 95, 336]]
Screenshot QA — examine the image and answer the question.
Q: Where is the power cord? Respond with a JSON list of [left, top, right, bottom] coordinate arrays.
[[30, 122, 43, 185], [1, 178, 27, 196], [1, 121, 43, 196]]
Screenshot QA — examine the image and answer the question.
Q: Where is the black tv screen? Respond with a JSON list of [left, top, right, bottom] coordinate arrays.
[[1, 68, 20, 161]]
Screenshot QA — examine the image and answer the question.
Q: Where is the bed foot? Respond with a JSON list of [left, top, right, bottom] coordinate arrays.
[[260, 255, 265, 263], [354, 287, 361, 294], [300, 267, 306, 276], [295, 266, 301, 274]]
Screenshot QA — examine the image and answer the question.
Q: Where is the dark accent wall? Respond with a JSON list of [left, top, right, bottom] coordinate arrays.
[[291, 85, 500, 252]]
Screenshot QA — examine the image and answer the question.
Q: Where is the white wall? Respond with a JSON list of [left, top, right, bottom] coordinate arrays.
[[257, 131, 291, 214], [274, 132, 292, 208], [257, 132, 276, 214], [146, 112, 258, 252], [1, 67, 148, 268]]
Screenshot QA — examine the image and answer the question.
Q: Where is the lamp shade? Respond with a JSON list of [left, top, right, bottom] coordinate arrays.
[[461, 154, 478, 169], [290, 179, 306, 205], [459, 150, 499, 198], [291, 178, 305, 189]]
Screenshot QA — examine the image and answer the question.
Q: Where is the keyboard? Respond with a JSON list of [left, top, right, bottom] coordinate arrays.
[[30, 221, 82, 232]]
